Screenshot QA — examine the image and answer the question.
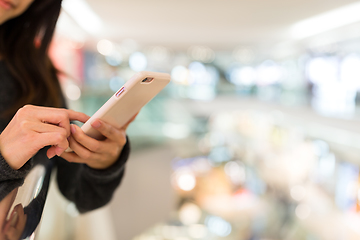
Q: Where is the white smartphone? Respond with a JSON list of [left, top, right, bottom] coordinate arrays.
[[78, 71, 170, 140]]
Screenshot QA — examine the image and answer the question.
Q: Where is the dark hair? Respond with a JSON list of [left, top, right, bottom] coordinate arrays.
[[0, 0, 63, 117]]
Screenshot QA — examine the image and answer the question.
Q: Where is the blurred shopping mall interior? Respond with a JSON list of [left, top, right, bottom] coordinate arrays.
[[39, 0, 360, 239]]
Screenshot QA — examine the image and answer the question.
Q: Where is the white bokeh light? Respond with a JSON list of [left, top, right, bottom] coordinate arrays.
[[290, 185, 306, 201], [162, 123, 190, 139], [129, 52, 148, 71], [109, 76, 125, 92], [171, 65, 189, 85], [230, 66, 256, 86], [179, 203, 202, 225], [340, 54, 360, 90], [188, 224, 207, 239], [175, 171, 196, 191], [224, 161, 246, 185], [97, 39, 113, 56], [307, 57, 338, 85], [205, 216, 232, 237], [65, 84, 81, 101], [256, 60, 283, 86], [295, 203, 311, 219]]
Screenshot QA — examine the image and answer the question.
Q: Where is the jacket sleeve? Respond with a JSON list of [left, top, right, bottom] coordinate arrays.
[[55, 137, 130, 213]]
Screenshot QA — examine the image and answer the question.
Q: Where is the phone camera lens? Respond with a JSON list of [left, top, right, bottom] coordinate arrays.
[[142, 77, 154, 83]]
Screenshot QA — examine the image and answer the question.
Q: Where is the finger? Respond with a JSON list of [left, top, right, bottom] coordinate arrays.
[[38, 132, 69, 156], [60, 150, 103, 165], [67, 133, 106, 161], [67, 134, 93, 160], [70, 124, 105, 153], [121, 113, 139, 131], [25, 120, 69, 135], [65, 109, 90, 123], [19, 105, 70, 136], [18, 106, 89, 137], [55, 109, 90, 133], [70, 125, 125, 163], [60, 151, 86, 164], [47, 145, 66, 159], [60, 150, 118, 170], [90, 119, 121, 142], [47, 146, 57, 159], [31, 106, 90, 124]]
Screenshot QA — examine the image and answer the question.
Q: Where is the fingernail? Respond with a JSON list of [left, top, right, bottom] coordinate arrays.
[[92, 121, 101, 129], [71, 125, 76, 134], [56, 147, 64, 157], [10, 211, 18, 227], [48, 152, 56, 159]]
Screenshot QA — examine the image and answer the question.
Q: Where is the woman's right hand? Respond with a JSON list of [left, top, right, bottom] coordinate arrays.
[[0, 105, 89, 170]]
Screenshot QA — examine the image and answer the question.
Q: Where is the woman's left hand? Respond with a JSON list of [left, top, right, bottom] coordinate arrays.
[[60, 115, 137, 169]]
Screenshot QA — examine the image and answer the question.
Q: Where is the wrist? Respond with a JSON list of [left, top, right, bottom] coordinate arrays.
[[0, 133, 21, 170]]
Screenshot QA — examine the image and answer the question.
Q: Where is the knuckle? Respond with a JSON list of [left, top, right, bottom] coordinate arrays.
[[118, 136, 127, 146], [22, 104, 34, 113], [82, 151, 91, 160], [60, 128, 67, 137], [92, 143, 100, 152], [20, 120, 30, 130], [16, 107, 28, 118], [22, 104, 33, 110], [61, 111, 69, 120], [106, 126, 114, 135], [110, 147, 120, 158], [54, 133, 65, 142], [16, 105, 35, 119]]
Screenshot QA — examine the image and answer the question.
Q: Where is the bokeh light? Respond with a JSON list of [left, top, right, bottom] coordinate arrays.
[[171, 65, 189, 85], [229, 66, 256, 86], [179, 203, 202, 225], [188, 46, 215, 63], [290, 185, 306, 201], [105, 51, 123, 66], [173, 170, 196, 191], [205, 216, 232, 237], [295, 203, 311, 219], [224, 161, 246, 185], [129, 52, 148, 71], [162, 123, 190, 139], [188, 224, 207, 239], [256, 60, 283, 86], [65, 83, 81, 101], [340, 54, 360, 90], [97, 39, 113, 56], [109, 76, 125, 92]]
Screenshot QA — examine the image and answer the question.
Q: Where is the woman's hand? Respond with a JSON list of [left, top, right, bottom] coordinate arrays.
[[60, 114, 137, 170], [0, 105, 89, 170]]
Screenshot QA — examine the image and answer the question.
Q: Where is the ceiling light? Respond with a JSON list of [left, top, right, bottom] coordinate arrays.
[[62, 0, 103, 35], [291, 1, 360, 39]]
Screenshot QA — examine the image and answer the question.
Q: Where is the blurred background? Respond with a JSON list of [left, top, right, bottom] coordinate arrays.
[[38, 0, 360, 239]]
